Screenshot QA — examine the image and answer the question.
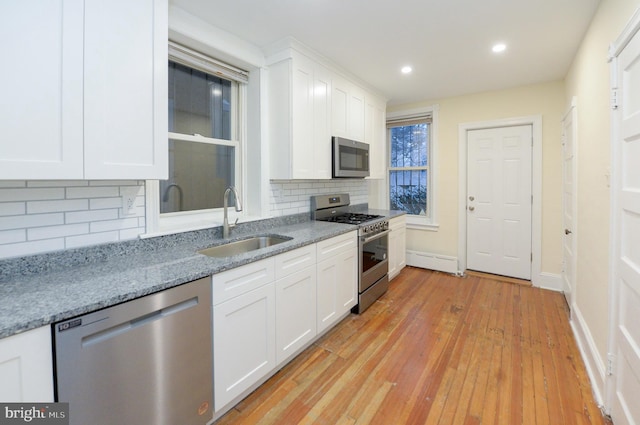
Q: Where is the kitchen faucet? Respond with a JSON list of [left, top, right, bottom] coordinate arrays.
[[223, 186, 243, 238], [162, 183, 184, 211]]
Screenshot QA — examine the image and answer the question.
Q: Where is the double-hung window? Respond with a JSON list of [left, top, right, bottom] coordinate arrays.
[[386, 106, 438, 228], [150, 42, 248, 233]]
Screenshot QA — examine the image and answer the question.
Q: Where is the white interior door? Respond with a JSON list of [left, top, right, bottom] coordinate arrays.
[[467, 125, 532, 280], [610, 19, 640, 425], [562, 102, 577, 311]]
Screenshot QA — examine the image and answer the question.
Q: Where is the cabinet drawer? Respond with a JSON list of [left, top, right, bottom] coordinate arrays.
[[212, 258, 275, 305], [316, 231, 357, 263], [275, 245, 316, 280]]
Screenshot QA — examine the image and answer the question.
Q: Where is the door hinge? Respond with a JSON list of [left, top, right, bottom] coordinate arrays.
[[607, 353, 615, 376], [611, 88, 619, 110], [531, 195, 533, 204], [531, 252, 533, 262]]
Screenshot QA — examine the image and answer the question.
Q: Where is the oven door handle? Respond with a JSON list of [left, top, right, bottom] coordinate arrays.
[[360, 229, 391, 243]]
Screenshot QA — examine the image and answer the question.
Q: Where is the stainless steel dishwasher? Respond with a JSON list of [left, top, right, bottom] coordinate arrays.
[[54, 277, 212, 425]]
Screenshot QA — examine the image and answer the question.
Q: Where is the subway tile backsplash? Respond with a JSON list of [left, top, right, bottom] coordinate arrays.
[[0, 181, 145, 259], [0, 179, 369, 259], [269, 180, 368, 216]]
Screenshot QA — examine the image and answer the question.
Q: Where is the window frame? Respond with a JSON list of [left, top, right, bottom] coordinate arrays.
[[144, 44, 248, 237], [386, 105, 439, 230]]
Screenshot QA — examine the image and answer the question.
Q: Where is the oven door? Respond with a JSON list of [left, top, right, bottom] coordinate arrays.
[[360, 229, 389, 292], [332, 137, 370, 178]]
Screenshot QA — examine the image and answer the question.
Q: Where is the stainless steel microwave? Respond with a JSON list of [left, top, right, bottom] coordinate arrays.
[[332, 137, 370, 178]]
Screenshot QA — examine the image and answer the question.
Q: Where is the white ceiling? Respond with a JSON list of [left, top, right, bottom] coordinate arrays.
[[170, 0, 601, 106]]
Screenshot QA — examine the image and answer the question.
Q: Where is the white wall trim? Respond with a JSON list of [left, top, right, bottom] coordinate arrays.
[[406, 250, 458, 274], [457, 115, 544, 285], [608, 7, 640, 60], [536, 272, 562, 292], [571, 303, 607, 410]]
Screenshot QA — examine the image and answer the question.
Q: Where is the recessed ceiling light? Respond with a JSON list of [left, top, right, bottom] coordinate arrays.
[[401, 66, 412, 74], [492, 43, 507, 53]]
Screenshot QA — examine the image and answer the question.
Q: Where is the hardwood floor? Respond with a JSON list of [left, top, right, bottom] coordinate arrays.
[[215, 267, 611, 425]]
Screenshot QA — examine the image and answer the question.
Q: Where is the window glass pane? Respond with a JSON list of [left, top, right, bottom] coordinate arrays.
[[168, 61, 232, 140], [160, 139, 235, 213], [390, 123, 429, 167], [389, 170, 427, 216]]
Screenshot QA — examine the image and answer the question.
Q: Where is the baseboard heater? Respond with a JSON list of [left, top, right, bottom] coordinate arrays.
[[406, 250, 459, 274]]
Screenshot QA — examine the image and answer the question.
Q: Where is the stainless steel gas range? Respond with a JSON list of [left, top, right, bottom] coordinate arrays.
[[311, 194, 389, 313]]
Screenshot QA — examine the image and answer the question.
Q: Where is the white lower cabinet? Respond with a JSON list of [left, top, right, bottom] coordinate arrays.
[[212, 232, 357, 417], [276, 266, 317, 365], [0, 326, 54, 402], [389, 215, 407, 280], [213, 281, 276, 411], [316, 231, 358, 334], [212, 258, 276, 411]]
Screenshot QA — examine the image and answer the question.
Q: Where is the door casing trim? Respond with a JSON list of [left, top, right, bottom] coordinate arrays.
[[457, 115, 548, 287]]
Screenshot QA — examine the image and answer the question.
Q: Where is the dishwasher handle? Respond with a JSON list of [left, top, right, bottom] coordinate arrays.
[[81, 296, 199, 348]]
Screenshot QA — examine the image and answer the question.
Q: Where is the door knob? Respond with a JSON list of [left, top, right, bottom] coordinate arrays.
[[469, 206, 475, 211], [565, 229, 572, 235], [469, 196, 475, 201]]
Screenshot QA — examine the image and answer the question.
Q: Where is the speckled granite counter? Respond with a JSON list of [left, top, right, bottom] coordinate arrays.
[[0, 214, 357, 339], [0, 206, 407, 340]]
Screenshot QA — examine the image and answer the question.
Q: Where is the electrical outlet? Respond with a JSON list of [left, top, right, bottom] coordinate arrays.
[[121, 188, 139, 216]]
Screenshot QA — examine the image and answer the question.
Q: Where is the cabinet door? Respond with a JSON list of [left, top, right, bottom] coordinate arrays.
[[0, 327, 54, 402], [317, 256, 340, 334], [291, 54, 315, 179], [366, 95, 387, 179], [276, 266, 317, 365], [317, 246, 357, 334], [332, 75, 349, 138], [313, 64, 332, 179], [349, 85, 366, 142], [335, 246, 358, 315], [389, 216, 407, 280], [213, 283, 276, 411], [84, 0, 168, 179], [0, 0, 84, 179]]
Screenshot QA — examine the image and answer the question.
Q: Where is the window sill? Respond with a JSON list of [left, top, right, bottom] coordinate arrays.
[[405, 216, 439, 231]]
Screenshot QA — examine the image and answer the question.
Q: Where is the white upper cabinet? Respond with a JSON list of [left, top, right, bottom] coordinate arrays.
[[349, 84, 366, 142], [0, 0, 84, 179], [84, 0, 168, 179], [268, 51, 331, 179], [267, 40, 385, 180], [365, 93, 387, 179], [0, 0, 168, 180], [331, 76, 366, 142]]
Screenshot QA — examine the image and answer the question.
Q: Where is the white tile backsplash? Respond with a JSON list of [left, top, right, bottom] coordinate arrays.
[[0, 180, 146, 259], [0, 178, 368, 259], [269, 179, 369, 216]]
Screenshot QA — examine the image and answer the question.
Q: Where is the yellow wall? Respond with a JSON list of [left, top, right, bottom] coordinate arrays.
[[387, 80, 566, 275], [564, 0, 639, 368]]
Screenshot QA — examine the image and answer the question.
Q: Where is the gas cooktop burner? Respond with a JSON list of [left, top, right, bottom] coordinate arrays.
[[319, 213, 384, 225]]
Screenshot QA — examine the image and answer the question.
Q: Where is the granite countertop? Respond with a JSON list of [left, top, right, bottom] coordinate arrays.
[[0, 208, 406, 340]]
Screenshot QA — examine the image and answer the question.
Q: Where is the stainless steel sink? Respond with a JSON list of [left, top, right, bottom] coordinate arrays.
[[197, 235, 292, 258]]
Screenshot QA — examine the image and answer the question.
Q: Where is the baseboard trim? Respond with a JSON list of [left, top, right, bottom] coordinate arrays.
[[533, 272, 562, 291], [406, 250, 458, 274], [570, 303, 606, 408]]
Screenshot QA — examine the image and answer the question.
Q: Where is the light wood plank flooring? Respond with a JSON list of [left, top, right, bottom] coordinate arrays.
[[215, 267, 610, 425]]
